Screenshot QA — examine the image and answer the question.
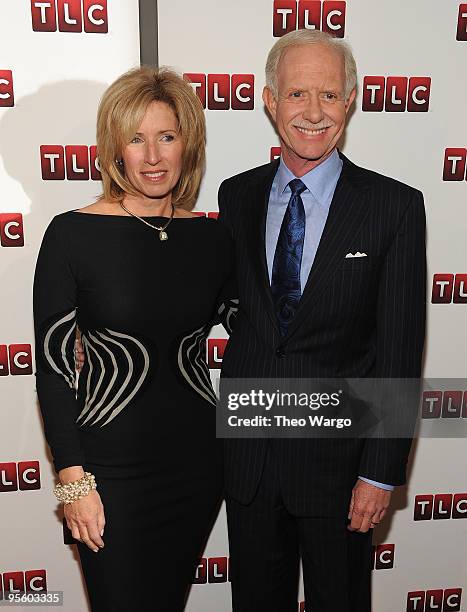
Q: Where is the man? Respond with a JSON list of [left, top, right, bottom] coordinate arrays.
[[218, 30, 426, 611]]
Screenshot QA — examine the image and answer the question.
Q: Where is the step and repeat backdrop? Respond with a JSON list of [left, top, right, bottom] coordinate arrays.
[[1, 1, 466, 611]]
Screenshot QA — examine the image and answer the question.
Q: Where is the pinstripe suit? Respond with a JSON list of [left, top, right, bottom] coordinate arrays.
[[218, 151, 426, 610]]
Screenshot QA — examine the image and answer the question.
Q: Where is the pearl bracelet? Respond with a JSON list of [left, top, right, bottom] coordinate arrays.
[[54, 472, 97, 504]]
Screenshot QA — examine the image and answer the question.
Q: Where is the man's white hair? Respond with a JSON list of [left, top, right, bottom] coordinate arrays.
[[265, 30, 357, 100]]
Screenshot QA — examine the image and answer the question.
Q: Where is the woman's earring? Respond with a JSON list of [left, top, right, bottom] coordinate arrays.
[[115, 159, 123, 166]]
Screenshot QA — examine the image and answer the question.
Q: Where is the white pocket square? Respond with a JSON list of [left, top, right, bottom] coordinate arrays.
[[345, 252, 367, 258]]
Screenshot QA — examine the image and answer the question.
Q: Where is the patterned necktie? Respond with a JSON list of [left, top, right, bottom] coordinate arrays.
[[271, 178, 307, 336]]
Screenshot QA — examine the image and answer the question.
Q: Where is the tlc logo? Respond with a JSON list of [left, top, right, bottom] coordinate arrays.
[[30, 0, 108, 33], [273, 1, 346, 38], [362, 77, 431, 112], [421, 390, 467, 419], [0, 570, 47, 598], [0, 70, 14, 107], [0, 345, 33, 376], [414, 494, 467, 521], [443, 148, 467, 180], [193, 557, 230, 584], [457, 4, 467, 40], [431, 274, 467, 304], [183, 74, 255, 110], [0, 462, 41, 492], [0, 214, 24, 247], [372, 544, 395, 570], [207, 339, 228, 369], [407, 588, 462, 611], [40, 145, 100, 181]]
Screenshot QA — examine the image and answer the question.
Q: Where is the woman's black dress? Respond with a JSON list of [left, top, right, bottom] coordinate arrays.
[[33, 211, 237, 611]]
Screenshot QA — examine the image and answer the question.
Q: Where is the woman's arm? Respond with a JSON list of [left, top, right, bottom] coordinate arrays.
[[33, 215, 105, 552]]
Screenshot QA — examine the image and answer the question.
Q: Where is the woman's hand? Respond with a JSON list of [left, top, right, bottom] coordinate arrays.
[[59, 466, 105, 552], [64, 490, 106, 552]]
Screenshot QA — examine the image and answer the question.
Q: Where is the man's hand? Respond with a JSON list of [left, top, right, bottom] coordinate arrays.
[[75, 328, 85, 372], [347, 479, 392, 533]]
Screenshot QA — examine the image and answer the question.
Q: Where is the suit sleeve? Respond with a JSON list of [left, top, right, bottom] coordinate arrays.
[[358, 190, 426, 485], [215, 188, 239, 335], [33, 217, 85, 473], [217, 179, 234, 235]]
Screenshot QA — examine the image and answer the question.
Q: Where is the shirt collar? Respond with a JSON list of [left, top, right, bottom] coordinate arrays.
[[277, 149, 343, 208]]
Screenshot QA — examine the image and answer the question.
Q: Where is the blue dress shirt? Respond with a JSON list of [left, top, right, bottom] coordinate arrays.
[[265, 149, 394, 492]]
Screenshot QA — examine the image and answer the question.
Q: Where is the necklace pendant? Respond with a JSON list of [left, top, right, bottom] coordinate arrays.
[[159, 230, 168, 241]]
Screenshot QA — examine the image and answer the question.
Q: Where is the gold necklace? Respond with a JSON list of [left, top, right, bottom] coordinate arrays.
[[119, 201, 174, 241]]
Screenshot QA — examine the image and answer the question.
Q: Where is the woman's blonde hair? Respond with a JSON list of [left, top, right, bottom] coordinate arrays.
[[96, 66, 206, 209]]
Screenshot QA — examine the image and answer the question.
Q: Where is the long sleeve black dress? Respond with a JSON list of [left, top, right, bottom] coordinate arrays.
[[33, 210, 237, 612]]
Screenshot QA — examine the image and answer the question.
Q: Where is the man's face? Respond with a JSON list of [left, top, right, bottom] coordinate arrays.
[[263, 43, 355, 177]]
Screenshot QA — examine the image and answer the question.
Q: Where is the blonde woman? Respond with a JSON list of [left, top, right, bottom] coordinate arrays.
[[33, 67, 236, 611]]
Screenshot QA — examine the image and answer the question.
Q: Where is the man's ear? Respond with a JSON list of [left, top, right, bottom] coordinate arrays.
[[263, 86, 277, 122], [345, 87, 356, 113]]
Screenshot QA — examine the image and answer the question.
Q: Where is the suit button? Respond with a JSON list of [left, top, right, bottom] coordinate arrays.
[[275, 347, 285, 358]]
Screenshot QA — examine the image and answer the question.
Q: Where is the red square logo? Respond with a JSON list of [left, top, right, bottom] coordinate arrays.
[[453, 274, 467, 304], [208, 557, 228, 583], [425, 589, 443, 610], [0, 463, 18, 492], [413, 494, 433, 520], [0, 70, 14, 107], [271, 147, 282, 161], [184, 74, 206, 109], [231, 74, 255, 110], [374, 543, 395, 569], [207, 339, 227, 369], [57, 0, 82, 32], [18, 461, 41, 491], [0, 345, 9, 376], [457, 4, 467, 41], [298, 1, 321, 32], [193, 558, 207, 584], [385, 77, 408, 112], [0, 214, 24, 247], [452, 494, 467, 519], [273, 0, 297, 37], [433, 493, 453, 519], [3, 572, 25, 595], [208, 74, 230, 110], [407, 77, 431, 112], [421, 391, 442, 419], [443, 588, 462, 611], [65, 145, 90, 180], [407, 591, 425, 612], [443, 148, 466, 181], [40, 145, 65, 180], [9, 344, 33, 376], [362, 77, 385, 112], [31, 0, 57, 32], [83, 0, 108, 33], [442, 391, 462, 418], [89, 146, 101, 181], [25, 569, 47, 593], [431, 274, 454, 304], [322, 1, 346, 38]]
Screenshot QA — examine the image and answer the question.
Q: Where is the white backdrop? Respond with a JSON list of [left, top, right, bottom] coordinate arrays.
[[1, 1, 466, 611]]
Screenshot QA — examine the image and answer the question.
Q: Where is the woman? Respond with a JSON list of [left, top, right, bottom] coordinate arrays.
[[33, 67, 237, 611]]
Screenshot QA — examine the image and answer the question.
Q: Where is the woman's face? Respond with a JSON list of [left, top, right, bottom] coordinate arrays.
[[121, 100, 184, 202]]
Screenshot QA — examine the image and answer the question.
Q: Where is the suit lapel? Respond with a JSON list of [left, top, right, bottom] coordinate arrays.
[[244, 159, 280, 334], [286, 154, 371, 339]]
